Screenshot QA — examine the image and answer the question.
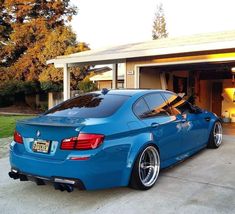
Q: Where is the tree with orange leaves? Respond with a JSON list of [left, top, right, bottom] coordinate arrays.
[[0, 0, 89, 92]]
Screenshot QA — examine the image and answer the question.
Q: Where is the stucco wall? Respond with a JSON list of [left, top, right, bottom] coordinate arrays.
[[97, 80, 112, 89], [126, 58, 190, 90], [126, 58, 162, 88], [139, 67, 161, 89], [126, 61, 136, 88]]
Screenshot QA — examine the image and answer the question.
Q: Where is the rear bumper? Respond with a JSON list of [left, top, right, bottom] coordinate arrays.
[[9, 169, 85, 192], [9, 145, 129, 190]]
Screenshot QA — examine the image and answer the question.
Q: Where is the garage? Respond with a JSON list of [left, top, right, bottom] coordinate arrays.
[[137, 62, 234, 117], [48, 30, 235, 120]]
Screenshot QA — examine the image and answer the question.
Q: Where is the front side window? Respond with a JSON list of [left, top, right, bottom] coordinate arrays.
[[163, 92, 193, 115], [45, 93, 129, 118], [141, 93, 171, 118]]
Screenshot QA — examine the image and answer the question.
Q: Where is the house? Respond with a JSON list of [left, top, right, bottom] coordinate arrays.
[[90, 64, 125, 89], [47, 30, 235, 119]]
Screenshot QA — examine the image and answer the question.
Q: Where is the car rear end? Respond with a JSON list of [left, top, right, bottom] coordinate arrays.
[[9, 91, 133, 191]]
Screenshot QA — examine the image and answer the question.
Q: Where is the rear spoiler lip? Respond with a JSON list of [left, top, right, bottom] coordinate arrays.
[[17, 120, 83, 127], [17, 115, 87, 127]]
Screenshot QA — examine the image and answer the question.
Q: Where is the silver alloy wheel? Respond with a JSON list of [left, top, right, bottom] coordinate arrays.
[[214, 122, 223, 146], [138, 146, 160, 187]]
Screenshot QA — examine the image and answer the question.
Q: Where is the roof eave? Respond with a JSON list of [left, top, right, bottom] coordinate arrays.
[[47, 40, 235, 67]]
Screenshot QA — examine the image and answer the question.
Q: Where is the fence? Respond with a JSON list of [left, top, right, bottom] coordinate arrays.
[[48, 90, 80, 109]]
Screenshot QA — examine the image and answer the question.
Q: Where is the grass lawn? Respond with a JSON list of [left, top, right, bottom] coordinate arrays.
[[0, 115, 33, 138]]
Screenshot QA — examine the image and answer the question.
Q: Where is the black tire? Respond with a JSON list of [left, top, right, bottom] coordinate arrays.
[[207, 121, 223, 149], [129, 145, 160, 190]]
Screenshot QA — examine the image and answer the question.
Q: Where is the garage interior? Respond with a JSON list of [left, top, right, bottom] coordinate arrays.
[[139, 62, 235, 117]]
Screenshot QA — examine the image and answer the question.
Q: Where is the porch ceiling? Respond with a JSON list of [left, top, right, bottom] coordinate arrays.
[[47, 30, 235, 67], [144, 61, 235, 72]]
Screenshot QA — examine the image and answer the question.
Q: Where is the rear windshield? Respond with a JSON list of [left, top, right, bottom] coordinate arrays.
[[45, 93, 129, 118]]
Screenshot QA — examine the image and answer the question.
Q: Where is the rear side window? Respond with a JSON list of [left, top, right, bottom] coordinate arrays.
[[45, 93, 129, 118], [133, 98, 149, 118]]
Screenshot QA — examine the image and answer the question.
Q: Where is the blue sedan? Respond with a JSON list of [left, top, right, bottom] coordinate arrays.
[[9, 89, 222, 191]]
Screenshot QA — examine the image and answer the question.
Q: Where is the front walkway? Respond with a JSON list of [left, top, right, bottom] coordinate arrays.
[[0, 137, 12, 159]]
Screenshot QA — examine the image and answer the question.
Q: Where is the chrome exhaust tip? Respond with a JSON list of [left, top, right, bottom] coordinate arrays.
[[35, 178, 45, 185], [54, 178, 76, 185], [19, 174, 28, 181], [8, 171, 19, 180], [54, 183, 74, 192], [65, 184, 74, 193]]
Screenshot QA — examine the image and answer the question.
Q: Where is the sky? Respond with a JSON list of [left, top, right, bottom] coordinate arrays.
[[71, 0, 235, 49]]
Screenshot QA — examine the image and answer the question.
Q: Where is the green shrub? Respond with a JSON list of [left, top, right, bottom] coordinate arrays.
[[0, 80, 41, 107], [78, 77, 97, 93], [40, 81, 63, 92], [0, 80, 40, 96]]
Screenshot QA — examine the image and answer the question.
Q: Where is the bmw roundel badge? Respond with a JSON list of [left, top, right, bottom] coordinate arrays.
[[36, 130, 41, 138]]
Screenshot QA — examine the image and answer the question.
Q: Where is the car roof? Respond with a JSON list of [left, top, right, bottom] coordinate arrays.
[[94, 89, 172, 97]]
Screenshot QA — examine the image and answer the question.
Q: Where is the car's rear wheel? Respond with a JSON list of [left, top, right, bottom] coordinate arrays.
[[208, 121, 223, 149], [130, 145, 160, 190]]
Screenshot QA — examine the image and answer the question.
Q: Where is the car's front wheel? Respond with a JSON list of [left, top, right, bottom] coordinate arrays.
[[130, 145, 160, 190], [207, 121, 223, 149]]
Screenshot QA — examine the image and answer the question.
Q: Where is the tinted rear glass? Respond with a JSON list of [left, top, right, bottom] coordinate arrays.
[[45, 93, 129, 118]]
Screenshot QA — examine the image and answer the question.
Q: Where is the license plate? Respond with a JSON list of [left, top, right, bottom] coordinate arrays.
[[32, 140, 50, 154]]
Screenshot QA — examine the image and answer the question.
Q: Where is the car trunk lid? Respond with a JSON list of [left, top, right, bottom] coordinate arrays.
[[15, 116, 85, 161]]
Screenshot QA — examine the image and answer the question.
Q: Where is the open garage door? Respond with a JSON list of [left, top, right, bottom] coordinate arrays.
[[138, 62, 235, 116]]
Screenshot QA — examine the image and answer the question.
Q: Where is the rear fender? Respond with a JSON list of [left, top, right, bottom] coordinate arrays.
[[202, 113, 220, 145], [208, 114, 220, 134], [120, 132, 159, 186]]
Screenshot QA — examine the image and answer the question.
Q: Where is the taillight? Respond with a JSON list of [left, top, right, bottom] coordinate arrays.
[[60, 137, 77, 150], [61, 133, 104, 150], [14, 131, 23, 144], [75, 134, 104, 150]]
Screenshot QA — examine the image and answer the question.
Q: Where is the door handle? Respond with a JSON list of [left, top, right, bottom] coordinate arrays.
[[204, 117, 211, 122], [151, 122, 159, 128]]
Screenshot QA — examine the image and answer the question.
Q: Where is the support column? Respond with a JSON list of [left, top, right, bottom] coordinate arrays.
[[63, 63, 70, 101], [134, 67, 140, 89], [48, 92, 54, 109], [160, 72, 167, 90], [112, 63, 118, 89], [123, 62, 127, 89]]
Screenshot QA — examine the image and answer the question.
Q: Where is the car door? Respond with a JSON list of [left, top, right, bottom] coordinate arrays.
[[133, 92, 184, 162], [162, 92, 210, 152]]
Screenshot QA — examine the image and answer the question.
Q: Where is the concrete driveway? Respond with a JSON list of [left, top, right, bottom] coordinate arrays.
[[0, 134, 235, 214]]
